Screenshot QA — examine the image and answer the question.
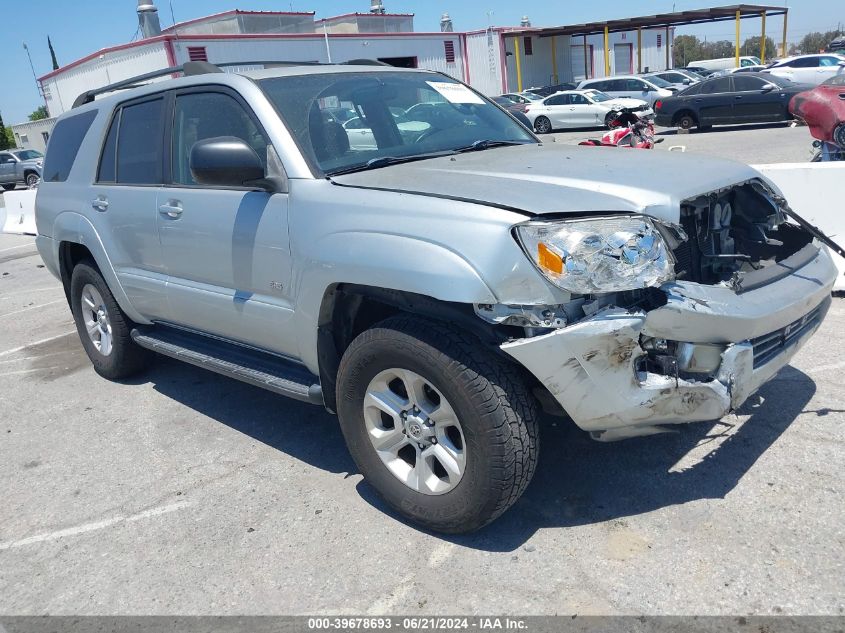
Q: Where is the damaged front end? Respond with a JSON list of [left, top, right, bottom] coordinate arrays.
[[491, 179, 838, 440]]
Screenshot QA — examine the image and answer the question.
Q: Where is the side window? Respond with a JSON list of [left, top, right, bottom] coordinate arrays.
[[345, 117, 366, 129], [732, 76, 765, 92], [97, 111, 119, 183], [0, 153, 14, 164], [819, 57, 839, 67], [545, 95, 568, 106], [700, 78, 731, 94], [627, 79, 648, 91], [116, 99, 164, 185], [570, 94, 588, 105], [41, 110, 97, 183], [172, 91, 269, 186]]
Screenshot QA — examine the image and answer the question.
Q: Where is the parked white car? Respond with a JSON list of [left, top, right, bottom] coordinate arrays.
[[687, 56, 761, 71], [766, 54, 845, 85], [577, 75, 674, 106], [343, 116, 430, 150], [526, 90, 651, 133]]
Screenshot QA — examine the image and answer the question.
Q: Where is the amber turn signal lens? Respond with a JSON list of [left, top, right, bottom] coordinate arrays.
[[537, 242, 563, 275]]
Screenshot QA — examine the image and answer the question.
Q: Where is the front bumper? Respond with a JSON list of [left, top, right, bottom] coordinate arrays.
[[502, 245, 837, 440]]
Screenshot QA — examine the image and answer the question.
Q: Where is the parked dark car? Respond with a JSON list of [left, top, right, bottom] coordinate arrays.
[[654, 73, 812, 130], [491, 97, 533, 130], [524, 83, 578, 97]]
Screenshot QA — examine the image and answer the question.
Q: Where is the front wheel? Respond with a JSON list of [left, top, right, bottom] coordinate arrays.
[[25, 173, 40, 188], [534, 116, 552, 134], [336, 316, 539, 533]]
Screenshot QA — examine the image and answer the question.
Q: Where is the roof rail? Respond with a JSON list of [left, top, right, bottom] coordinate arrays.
[[71, 61, 222, 109], [71, 58, 394, 109]]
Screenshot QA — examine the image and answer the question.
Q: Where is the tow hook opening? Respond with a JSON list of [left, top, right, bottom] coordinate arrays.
[[638, 336, 727, 383]]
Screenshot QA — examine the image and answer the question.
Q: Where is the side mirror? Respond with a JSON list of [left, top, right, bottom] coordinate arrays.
[[761, 83, 777, 92], [683, 78, 692, 85], [190, 136, 274, 190]]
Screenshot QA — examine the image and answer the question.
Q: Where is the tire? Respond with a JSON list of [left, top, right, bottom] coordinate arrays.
[[336, 315, 539, 533], [25, 173, 40, 188], [604, 112, 617, 129], [675, 113, 697, 131], [534, 116, 552, 134], [70, 260, 152, 380]]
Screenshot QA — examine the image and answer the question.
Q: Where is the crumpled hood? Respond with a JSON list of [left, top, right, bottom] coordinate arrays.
[[606, 98, 651, 110], [330, 143, 762, 225]]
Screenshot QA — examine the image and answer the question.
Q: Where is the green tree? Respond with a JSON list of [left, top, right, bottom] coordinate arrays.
[[28, 105, 48, 121], [701, 40, 735, 59], [798, 30, 844, 54], [4, 128, 14, 148], [48, 36, 59, 71], [742, 35, 777, 61], [673, 34, 702, 67], [0, 111, 8, 150]]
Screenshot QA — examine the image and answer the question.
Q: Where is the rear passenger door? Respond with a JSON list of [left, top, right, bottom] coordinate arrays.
[[93, 96, 169, 321], [694, 77, 734, 124], [157, 87, 296, 357]]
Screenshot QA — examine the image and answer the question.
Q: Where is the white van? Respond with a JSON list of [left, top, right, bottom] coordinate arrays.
[[688, 56, 761, 71]]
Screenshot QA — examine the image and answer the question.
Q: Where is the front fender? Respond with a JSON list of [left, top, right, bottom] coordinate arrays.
[[292, 231, 497, 373], [51, 211, 151, 325]]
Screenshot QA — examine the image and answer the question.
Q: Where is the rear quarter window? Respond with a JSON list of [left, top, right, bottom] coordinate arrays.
[[41, 110, 97, 183]]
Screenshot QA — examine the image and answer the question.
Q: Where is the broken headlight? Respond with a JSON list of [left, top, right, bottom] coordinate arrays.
[[515, 216, 675, 294]]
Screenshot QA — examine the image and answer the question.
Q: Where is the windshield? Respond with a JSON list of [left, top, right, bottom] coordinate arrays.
[[822, 74, 845, 87], [645, 75, 673, 88], [260, 71, 535, 175], [13, 150, 43, 161], [585, 90, 612, 102]]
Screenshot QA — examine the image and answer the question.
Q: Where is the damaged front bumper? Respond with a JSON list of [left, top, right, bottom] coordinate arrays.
[[502, 244, 837, 441]]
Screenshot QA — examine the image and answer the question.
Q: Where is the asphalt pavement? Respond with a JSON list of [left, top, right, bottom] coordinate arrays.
[[0, 125, 842, 616]]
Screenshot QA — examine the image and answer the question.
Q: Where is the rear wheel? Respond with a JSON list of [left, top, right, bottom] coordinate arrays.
[[70, 260, 152, 380], [534, 116, 552, 134], [676, 113, 697, 131], [336, 315, 539, 533]]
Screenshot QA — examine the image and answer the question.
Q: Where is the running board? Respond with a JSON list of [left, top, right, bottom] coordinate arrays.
[[131, 327, 323, 405]]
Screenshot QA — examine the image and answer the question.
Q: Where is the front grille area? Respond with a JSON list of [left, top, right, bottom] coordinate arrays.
[[751, 301, 827, 369]]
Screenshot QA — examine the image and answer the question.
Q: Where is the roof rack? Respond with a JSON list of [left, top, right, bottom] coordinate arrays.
[[72, 61, 222, 108], [71, 59, 394, 109]]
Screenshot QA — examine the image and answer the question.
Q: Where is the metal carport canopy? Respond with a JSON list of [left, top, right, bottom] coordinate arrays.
[[526, 4, 787, 38]]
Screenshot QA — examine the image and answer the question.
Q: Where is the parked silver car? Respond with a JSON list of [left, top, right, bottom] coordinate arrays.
[[35, 61, 837, 533], [0, 148, 43, 189]]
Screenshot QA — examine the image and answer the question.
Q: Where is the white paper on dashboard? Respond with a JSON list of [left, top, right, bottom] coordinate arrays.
[[426, 81, 485, 104]]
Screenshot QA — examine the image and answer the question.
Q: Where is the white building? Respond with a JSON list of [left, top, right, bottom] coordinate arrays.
[[32, 2, 686, 128]]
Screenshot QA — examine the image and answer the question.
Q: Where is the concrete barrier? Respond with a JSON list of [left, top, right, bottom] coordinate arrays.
[[1, 190, 37, 236], [752, 162, 845, 291]]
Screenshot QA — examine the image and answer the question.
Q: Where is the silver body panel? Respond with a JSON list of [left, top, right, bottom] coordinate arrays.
[[34, 64, 837, 440]]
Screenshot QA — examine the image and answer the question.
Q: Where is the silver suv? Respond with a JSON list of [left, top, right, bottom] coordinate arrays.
[[35, 61, 838, 533]]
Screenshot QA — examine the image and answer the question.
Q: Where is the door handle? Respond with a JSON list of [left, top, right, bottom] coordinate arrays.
[[92, 196, 109, 212], [158, 201, 183, 219]]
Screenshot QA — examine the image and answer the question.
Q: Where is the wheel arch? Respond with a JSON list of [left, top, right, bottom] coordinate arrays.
[[315, 284, 517, 413], [53, 212, 151, 325]]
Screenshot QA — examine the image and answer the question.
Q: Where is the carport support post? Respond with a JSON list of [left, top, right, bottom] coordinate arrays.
[[665, 26, 670, 69], [583, 35, 589, 79], [551, 36, 558, 83], [604, 25, 610, 76], [637, 27, 642, 73], [735, 10, 741, 68], [781, 10, 788, 58], [514, 36, 523, 92], [760, 12, 767, 63]]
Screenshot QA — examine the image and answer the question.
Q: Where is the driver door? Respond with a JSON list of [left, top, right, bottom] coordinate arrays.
[[157, 87, 297, 357]]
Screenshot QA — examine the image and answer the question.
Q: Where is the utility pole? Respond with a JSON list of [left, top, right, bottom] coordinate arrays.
[[22, 42, 47, 108]]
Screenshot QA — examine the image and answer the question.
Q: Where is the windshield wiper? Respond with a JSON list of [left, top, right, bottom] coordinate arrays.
[[454, 139, 531, 153], [327, 151, 457, 177]]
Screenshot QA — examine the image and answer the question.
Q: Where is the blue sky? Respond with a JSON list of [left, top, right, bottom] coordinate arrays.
[[0, 0, 836, 125]]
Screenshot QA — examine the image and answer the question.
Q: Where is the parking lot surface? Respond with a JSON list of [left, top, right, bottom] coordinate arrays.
[[1, 125, 842, 615]]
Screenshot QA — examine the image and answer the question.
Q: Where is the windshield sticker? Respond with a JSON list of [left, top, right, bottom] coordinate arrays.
[[426, 81, 485, 104]]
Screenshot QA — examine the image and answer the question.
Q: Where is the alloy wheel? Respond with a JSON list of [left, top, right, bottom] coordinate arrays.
[[363, 368, 466, 495], [80, 284, 113, 356]]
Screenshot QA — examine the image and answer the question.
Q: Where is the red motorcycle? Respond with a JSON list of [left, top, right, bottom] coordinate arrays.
[[789, 74, 845, 161], [578, 108, 663, 149]]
